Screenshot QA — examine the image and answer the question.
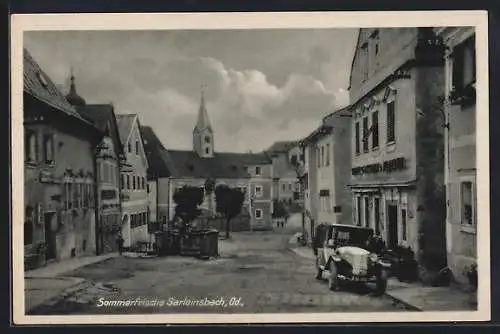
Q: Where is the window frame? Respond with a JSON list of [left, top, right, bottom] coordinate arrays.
[[452, 36, 476, 94], [25, 129, 38, 164], [255, 209, 263, 220], [255, 185, 263, 198], [255, 166, 261, 176], [354, 121, 360, 155], [43, 134, 55, 164], [386, 100, 396, 144], [459, 175, 477, 232], [401, 208, 407, 241], [362, 116, 369, 153], [371, 110, 379, 150]]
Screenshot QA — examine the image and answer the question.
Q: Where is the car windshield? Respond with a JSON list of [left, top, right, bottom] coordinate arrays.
[[333, 227, 373, 248]]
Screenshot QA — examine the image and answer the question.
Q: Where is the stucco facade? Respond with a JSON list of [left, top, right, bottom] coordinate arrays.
[[118, 114, 150, 248], [348, 28, 447, 270], [23, 51, 103, 268], [435, 27, 477, 284]]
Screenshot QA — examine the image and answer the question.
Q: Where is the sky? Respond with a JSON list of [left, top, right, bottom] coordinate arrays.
[[24, 29, 359, 153]]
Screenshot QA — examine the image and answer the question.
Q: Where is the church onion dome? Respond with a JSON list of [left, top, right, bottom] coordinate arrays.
[[66, 73, 86, 106]]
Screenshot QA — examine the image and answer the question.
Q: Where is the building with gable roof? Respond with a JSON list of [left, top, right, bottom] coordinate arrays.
[[435, 27, 477, 285], [116, 113, 150, 249], [23, 49, 104, 268], [76, 102, 129, 254], [347, 28, 447, 273], [143, 89, 274, 231]]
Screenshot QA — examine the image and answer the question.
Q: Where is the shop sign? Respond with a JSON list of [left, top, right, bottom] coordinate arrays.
[[352, 157, 406, 176]]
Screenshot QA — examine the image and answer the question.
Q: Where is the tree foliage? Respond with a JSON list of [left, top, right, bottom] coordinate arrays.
[[214, 185, 245, 238], [172, 186, 204, 224]]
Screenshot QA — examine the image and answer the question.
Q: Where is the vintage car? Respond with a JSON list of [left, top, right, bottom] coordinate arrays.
[[313, 223, 391, 296]]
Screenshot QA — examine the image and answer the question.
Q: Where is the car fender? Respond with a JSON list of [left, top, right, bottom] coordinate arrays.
[[325, 255, 341, 270]]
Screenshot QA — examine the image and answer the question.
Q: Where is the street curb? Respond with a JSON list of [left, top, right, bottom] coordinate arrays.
[[286, 233, 423, 312], [26, 277, 90, 313], [384, 292, 423, 312]]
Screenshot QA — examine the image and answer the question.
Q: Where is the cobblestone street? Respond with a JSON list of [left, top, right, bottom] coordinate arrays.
[[29, 216, 409, 314]]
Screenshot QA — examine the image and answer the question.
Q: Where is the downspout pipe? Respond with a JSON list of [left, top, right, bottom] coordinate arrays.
[[93, 146, 100, 256]]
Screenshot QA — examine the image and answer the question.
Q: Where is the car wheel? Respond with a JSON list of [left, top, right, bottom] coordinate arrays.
[[373, 271, 388, 296], [316, 266, 323, 280], [328, 263, 339, 291], [315, 257, 323, 280]]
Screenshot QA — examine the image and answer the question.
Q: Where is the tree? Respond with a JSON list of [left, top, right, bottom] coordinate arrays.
[[172, 186, 204, 234], [214, 185, 245, 239]]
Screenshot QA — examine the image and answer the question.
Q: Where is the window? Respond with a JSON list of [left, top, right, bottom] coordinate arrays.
[[288, 183, 292, 191], [326, 143, 330, 166], [374, 197, 381, 234], [282, 183, 286, 192], [364, 197, 370, 228], [357, 197, 362, 226], [255, 209, 263, 219], [290, 154, 298, 166], [204, 136, 211, 143], [128, 142, 132, 153], [142, 177, 146, 190], [147, 183, 150, 193], [370, 30, 380, 72], [362, 116, 369, 153], [205, 147, 210, 155], [133, 176, 136, 190], [24, 219, 33, 246], [126, 175, 130, 190], [371, 111, 379, 149], [255, 166, 261, 176], [452, 36, 476, 93], [255, 186, 263, 198], [355, 122, 360, 155], [72, 182, 79, 209], [361, 42, 369, 82], [401, 209, 407, 241], [135, 141, 139, 155], [321, 146, 325, 167], [121, 174, 125, 189], [460, 180, 476, 226], [387, 101, 396, 143], [25, 129, 37, 163], [43, 134, 54, 164]]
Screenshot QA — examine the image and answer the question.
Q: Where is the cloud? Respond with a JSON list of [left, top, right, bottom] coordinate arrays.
[[24, 30, 357, 153]]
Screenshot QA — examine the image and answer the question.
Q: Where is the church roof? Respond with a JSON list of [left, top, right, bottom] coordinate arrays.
[[140, 125, 171, 178], [161, 150, 271, 179], [193, 89, 212, 132], [116, 114, 137, 145], [65, 74, 86, 106], [23, 49, 92, 125]]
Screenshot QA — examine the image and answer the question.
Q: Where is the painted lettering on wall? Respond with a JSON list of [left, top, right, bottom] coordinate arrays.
[[351, 157, 406, 176]]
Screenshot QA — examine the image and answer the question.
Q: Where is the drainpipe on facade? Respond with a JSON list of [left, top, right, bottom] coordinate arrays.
[[92, 147, 100, 256]]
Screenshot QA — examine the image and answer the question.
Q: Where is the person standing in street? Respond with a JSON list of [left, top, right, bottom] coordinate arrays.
[[116, 232, 124, 255]]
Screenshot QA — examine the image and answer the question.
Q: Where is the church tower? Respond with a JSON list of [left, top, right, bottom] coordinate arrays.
[[193, 86, 214, 158]]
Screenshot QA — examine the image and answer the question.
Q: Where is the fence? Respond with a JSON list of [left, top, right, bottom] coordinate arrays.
[[199, 214, 251, 232]]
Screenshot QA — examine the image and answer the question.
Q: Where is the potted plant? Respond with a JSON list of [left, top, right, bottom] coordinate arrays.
[[466, 262, 478, 306]]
